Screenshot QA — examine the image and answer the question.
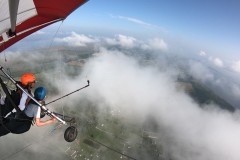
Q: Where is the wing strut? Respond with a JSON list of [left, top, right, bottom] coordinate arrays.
[[8, 0, 20, 37]]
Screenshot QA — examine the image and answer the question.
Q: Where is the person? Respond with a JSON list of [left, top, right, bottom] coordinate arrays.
[[18, 73, 36, 111], [0, 73, 36, 118], [0, 87, 57, 137]]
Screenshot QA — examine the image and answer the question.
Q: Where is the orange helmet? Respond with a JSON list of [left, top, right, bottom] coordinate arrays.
[[21, 73, 36, 86]]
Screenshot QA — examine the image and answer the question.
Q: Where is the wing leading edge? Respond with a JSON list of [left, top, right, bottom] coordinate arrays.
[[0, 0, 88, 53]]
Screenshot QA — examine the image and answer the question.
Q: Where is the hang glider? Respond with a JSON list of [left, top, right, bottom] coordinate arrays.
[[0, 0, 88, 53], [0, 0, 89, 142], [0, 65, 89, 142]]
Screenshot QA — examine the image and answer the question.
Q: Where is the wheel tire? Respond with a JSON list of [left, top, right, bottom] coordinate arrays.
[[64, 126, 78, 142]]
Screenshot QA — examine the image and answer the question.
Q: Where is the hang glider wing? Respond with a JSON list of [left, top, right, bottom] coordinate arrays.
[[0, 0, 88, 53]]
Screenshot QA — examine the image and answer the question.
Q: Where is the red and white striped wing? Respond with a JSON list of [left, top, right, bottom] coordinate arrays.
[[0, 0, 87, 53]]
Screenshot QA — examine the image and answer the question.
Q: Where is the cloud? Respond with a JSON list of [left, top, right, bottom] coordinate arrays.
[[198, 51, 224, 68], [104, 35, 168, 52], [212, 57, 224, 67], [199, 50, 206, 56], [53, 32, 168, 53], [185, 57, 240, 108], [117, 16, 153, 27], [3, 39, 240, 160], [230, 83, 240, 98], [104, 34, 137, 48], [110, 14, 167, 32], [189, 61, 214, 82], [231, 60, 240, 73], [82, 48, 177, 117], [54, 32, 97, 47], [78, 49, 240, 160], [146, 38, 168, 51]]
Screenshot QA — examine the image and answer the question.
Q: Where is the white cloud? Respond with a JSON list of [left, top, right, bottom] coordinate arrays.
[[104, 35, 168, 52], [189, 61, 214, 82], [231, 60, 240, 73], [117, 16, 153, 27], [54, 32, 168, 53], [208, 57, 224, 67], [199, 50, 206, 56], [54, 32, 96, 47], [104, 34, 137, 48], [147, 38, 168, 51], [213, 58, 224, 67], [110, 14, 167, 32], [198, 51, 223, 68], [78, 51, 240, 160]]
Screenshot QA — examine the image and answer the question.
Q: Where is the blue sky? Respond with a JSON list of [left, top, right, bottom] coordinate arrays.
[[62, 0, 240, 59]]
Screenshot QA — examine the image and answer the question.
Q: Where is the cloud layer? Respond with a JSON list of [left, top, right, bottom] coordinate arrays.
[[54, 32, 169, 53], [78, 49, 240, 160]]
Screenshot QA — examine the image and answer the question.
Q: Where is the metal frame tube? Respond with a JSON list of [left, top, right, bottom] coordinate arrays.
[[8, 0, 19, 34], [46, 80, 89, 106]]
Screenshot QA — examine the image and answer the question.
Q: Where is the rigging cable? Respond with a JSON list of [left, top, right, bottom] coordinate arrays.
[[45, 20, 65, 118], [59, 46, 64, 119], [48, 20, 64, 50], [0, 144, 32, 160], [4, 52, 7, 63], [88, 137, 138, 160]]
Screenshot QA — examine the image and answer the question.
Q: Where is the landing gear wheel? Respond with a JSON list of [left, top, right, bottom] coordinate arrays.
[[64, 126, 78, 142]]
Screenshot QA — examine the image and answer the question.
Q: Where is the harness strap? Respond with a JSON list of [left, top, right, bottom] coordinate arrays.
[[0, 104, 3, 124], [15, 112, 34, 122], [0, 76, 21, 113], [0, 107, 12, 133]]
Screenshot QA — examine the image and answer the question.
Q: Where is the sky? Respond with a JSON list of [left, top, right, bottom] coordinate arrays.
[[63, 0, 240, 59], [2, 0, 240, 61]]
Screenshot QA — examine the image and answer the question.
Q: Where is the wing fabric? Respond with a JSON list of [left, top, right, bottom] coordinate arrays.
[[0, 0, 87, 53]]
